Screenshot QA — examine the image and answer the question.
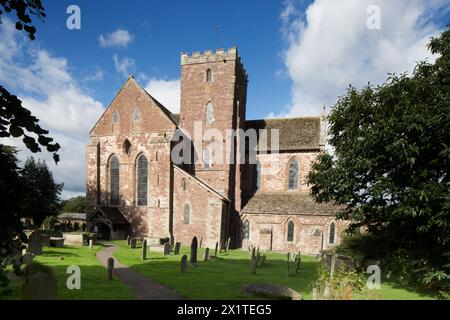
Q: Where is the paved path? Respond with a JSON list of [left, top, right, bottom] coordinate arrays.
[[96, 243, 182, 300]]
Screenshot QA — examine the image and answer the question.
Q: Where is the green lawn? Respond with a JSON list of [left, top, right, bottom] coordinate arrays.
[[112, 240, 437, 300], [2, 245, 135, 300]]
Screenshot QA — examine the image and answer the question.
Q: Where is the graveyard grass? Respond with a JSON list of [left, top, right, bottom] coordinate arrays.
[[112, 241, 436, 300], [2, 245, 135, 300]]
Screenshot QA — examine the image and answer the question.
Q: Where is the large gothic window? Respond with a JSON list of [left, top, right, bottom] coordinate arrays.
[[183, 204, 190, 224], [137, 154, 148, 206], [205, 102, 214, 124], [288, 159, 299, 191], [243, 219, 250, 240], [329, 222, 336, 244], [287, 221, 294, 242], [109, 155, 120, 205]]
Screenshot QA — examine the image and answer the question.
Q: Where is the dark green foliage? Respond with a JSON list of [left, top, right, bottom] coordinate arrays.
[[308, 26, 450, 290], [0, 0, 45, 40], [61, 196, 87, 213], [20, 157, 63, 226]]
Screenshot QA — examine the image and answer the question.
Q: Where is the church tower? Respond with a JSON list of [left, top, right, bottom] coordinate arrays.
[[179, 47, 248, 213]]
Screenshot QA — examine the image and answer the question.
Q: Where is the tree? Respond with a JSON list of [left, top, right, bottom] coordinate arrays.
[[62, 196, 87, 213], [307, 26, 450, 286], [20, 157, 63, 226]]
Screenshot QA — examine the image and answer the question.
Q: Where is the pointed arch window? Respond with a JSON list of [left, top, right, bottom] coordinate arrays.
[[109, 155, 120, 205], [205, 102, 214, 124], [132, 107, 140, 122], [206, 68, 212, 82], [329, 222, 336, 244], [204, 144, 212, 169], [288, 159, 298, 191], [243, 219, 250, 240], [137, 154, 148, 206], [287, 221, 294, 242], [112, 110, 119, 124], [183, 204, 190, 224]]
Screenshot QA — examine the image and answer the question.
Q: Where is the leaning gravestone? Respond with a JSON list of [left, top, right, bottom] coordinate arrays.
[[142, 239, 147, 260], [203, 248, 209, 261], [163, 243, 171, 255], [27, 231, 42, 255], [180, 255, 187, 272], [22, 271, 57, 300], [190, 236, 198, 266], [130, 238, 137, 249], [174, 242, 181, 255]]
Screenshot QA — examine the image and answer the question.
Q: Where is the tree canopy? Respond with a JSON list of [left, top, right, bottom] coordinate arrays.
[[307, 26, 450, 285], [62, 196, 87, 213]]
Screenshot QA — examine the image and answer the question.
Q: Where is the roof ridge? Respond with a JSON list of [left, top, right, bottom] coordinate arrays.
[[246, 116, 321, 122]]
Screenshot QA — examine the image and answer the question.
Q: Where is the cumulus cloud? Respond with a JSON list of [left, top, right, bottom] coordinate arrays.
[[99, 29, 134, 48], [0, 20, 104, 199], [113, 53, 136, 77], [278, 0, 447, 117], [85, 69, 104, 81], [144, 78, 180, 113]]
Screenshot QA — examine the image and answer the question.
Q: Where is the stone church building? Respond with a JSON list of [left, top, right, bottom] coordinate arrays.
[[86, 47, 344, 255]]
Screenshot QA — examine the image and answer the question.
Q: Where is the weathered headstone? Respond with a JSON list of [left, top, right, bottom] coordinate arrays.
[[127, 235, 131, 246], [214, 241, 218, 257], [190, 236, 198, 266], [163, 242, 171, 255], [251, 247, 257, 274], [27, 231, 42, 255], [174, 242, 181, 255], [203, 248, 209, 261], [22, 272, 57, 300], [130, 238, 137, 249], [142, 239, 147, 260], [295, 252, 302, 273], [107, 258, 114, 280], [89, 239, 93, 250], [180, 255, 187, 272]]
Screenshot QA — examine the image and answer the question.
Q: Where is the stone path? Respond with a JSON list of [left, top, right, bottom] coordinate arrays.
[[96, 243, 182, 300]]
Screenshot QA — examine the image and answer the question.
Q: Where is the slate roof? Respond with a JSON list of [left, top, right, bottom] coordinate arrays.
[[88, 207, 130, 224], [241, 192, 341, 216], [245, 117, 322, 151], [57, 213, 87, 221]]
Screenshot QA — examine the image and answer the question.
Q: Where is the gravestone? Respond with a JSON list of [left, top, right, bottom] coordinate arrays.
[[190, 236, 198, 266], [22, 253, 34, 265], [174, 242, 181, 255], [107, 258, 114, 280], [251, 247, 257, 274], [130, 238, 137, 249], [214, 241, 218, 257], [22, 272, 57, 300], [163, 243, 171, 256], [180, 255, 187, 272], [295, 251, 301, 273], [41, 235, 50, 247], [127, 235, 131, 246], [49, 237, 64, 248], [27, 231, 42, 255], [142, 239, 147, 260], [203, 248, 209, 261]]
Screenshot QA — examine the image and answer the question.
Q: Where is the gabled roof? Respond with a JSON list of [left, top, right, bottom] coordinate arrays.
[[89, 75, 178, 134], [58, 213, 87, 220], [173, 165, 230, 202], [87, 207, 130, 224], [241, 192, 342, 216], [245, 117, 323, 151]]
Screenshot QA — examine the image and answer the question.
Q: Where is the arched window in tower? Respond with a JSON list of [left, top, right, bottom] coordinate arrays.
[[288, 159, 299, 191], [205, 102, 214, 124], [112, 110, 119, 124], [123, 139, 132, 156], [287, 221, 294, 242], [243, 219, 250, 240], [181, 178, 187, 191], [329, 222, 336, 244], [206, 68, 212, 82], [183, 204, 190, 224], [132, 107, 140, 122], [137, 154, 148, 206], [109, 155, 120, 205], [203, 144, 212, 169]]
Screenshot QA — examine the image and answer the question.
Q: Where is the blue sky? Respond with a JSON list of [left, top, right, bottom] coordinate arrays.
[[0, 0, 449, 198]]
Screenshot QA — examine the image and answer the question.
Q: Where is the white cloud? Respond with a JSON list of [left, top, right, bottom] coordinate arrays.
[[113, 53, 135, 77], [99, 29, 134, 48], [0, 19, 104, 199], [278, 0, 447, 117], [144, 78, 180, 113], [85, 69, 104, 81]]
